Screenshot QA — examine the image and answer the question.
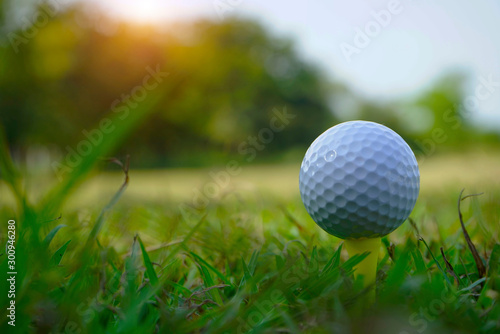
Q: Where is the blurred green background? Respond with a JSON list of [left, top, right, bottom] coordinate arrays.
[[0, 0, 499, 199], [1, 2, 500, 333]]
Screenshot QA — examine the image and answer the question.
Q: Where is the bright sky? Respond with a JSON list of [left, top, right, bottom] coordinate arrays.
[[234, 0, 500, 130], [13, 0, 500, 129]]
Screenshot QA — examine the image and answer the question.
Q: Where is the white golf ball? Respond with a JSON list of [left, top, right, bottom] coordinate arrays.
[[299, 121, 419, 239]]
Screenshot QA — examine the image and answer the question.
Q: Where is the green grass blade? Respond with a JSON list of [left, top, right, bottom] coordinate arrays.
[[125, 236, 140, 296], [248, 250, 260, 273], [321, 244, 342, 276], [50, 240, 71, 266], [138, 236, 159, 286], [196, 262, 224, 306], [275, 254, 285, 270], [411, 248, 427, 275], [343, 252, 370, 272], [165, 279, 192, 297], [419, 237, 452, 286], [487, 243, 500, 275], [383, 249, 411, 296], [189, 252, 232, 286], [240, 256, 258, 293], [163, 214, 206, 265], [0, 125, 23, 205], [85, 159, 129, 247], [458, 277, 487, 293], [116, 215, 206, 313], [43, 224, 66, 247]]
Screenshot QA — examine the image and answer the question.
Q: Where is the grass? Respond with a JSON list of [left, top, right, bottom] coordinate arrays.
[[1, 164, 500, 333], [1, 114, 500, 333]]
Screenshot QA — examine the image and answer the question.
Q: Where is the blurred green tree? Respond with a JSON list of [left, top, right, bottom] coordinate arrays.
[[1, 3, 497, 169], [0, 4, 337, 167], [354, 72, 500, 155]]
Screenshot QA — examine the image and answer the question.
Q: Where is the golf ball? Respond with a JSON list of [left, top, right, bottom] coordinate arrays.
[[299, 121, 419, 239]]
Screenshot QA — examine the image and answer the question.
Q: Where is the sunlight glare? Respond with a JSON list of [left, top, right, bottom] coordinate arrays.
[[97, 0, 171, 24]]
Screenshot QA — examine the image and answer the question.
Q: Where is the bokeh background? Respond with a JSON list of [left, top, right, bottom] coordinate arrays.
[[1, 2, 500, 333], [1, 0, 500, 204]]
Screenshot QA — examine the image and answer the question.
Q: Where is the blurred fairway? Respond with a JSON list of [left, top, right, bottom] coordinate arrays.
[[76, 149, 500, 205], [2, 149, 497, 208]]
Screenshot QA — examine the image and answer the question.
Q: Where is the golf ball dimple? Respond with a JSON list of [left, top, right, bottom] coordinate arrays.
[[299, 121, 420, 240]]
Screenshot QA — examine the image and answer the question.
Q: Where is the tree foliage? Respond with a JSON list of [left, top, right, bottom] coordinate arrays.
[[0, 6, 336, 166]]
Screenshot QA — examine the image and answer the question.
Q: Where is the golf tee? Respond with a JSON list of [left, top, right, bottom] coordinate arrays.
[[344, 237, 381, 304]]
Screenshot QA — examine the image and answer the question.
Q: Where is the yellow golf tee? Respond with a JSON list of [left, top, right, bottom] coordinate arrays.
[[344, 237, 381, 304]]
